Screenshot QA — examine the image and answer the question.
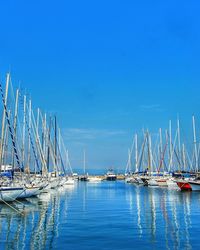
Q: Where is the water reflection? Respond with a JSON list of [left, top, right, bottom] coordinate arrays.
[[125, 184, 196, 249], [0, 186, 75, 250], [0, 183, 199, 249], [135, 186, 143, 237]]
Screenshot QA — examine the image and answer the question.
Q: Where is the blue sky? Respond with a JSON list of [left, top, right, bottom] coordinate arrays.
[[0, 0, 200, 172]]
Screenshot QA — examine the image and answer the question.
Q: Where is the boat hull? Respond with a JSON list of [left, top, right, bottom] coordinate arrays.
[[166, 179, 178, 189], [125, 177, 134, 183], [46, 178, 60, 189], [59, 178, 67, 186], [0, 187, 25, 202], [134, 177, 144, 185], [106, 176, 117, 181], [65, 178, 75, 185], [157, 179, 168, 187], [176, 181, 192, 191], [147, 179, 158, 186], [51, 181, 59, 189], [18, 186, 41, 199], [189, 181, 200, 191], [79, 176, 89, 181]]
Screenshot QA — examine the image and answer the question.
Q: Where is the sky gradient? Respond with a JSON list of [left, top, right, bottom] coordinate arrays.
[[0, 0, 200, 172]]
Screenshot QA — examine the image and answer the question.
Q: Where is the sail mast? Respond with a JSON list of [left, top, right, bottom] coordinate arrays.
[[54, 116, 57, 169], [169, 120, 173, 171], [58, 128, 62, 171], [35, 108, 40, 174], [43, 113, 47, 158], [2, 111, 10, 166], [83, 150, 86, 175], [149, 133, 153, 174], [135, 134, 138, 173], [182, 143, 186, 171], [192, 116, 198, 172], [27, 99, 32, 172], [147, 131, 152, 175], [13, 89, 19, 138], [47, 117, 52, 172], [159, 128, 163, 170], [177, 118, 181, 169], [21, 95, 26, 167], [12, 89, 19, 169], [0, 73, 10, 168], [127, 148, 131, 173]]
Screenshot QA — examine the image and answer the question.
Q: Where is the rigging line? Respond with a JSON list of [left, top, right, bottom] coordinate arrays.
[[31, 109, 47, 173], [21, 97, 41, 172], [167, 131, 181, 169], [50, 122, 67, 175], [138, 133, 148, 172], [25, 115, 41, 172], [125, 135, 136, 174], [5, 84, 23, 168], [48, 131, 65, 175], [56, 121, 74, 174], [60, 134, 73, 174], [56, 139, 66, 175], [158, 137, 168, 173], [0, 83, 23, 171]]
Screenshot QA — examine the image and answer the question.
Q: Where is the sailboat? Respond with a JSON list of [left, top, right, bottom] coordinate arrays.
[[0, 75, 28, 202], [176, 117, 198, 191], [125, 146, 135, 183], [0, 186, 25, 202], [145, 132, 159, 187], [188, 178, 200, 191], [17, 185, 42, 199], [63, 150, 75, 185]]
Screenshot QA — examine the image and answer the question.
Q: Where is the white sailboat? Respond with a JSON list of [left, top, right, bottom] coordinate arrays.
[[88, 176, 102, 183], [0, 75, 27, 202], [65, 177, 75, 185], [0, 186, 25, 202], [18, 185, 42, 199]]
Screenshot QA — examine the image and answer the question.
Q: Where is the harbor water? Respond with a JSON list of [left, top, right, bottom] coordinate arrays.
[[0, 181, 199, 249]]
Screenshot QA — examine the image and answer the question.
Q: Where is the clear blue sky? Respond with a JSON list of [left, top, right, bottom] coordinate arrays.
[[0, 0, 200, 172]]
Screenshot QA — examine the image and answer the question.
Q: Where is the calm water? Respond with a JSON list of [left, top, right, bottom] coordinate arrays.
[[0, 181, 200, 250]]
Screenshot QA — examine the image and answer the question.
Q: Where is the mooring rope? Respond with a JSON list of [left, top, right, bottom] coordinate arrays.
[[0, 196, 24, 215]]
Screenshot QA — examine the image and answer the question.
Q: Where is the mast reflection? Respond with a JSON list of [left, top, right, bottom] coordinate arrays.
[[0, 186, 74, 249], [126, 185, 194, 249], [135, 186, 143, 237]]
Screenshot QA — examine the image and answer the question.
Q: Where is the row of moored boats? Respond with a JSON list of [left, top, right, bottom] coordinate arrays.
[[126, 173, 200, 191], [0, 74, 75, 202]]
